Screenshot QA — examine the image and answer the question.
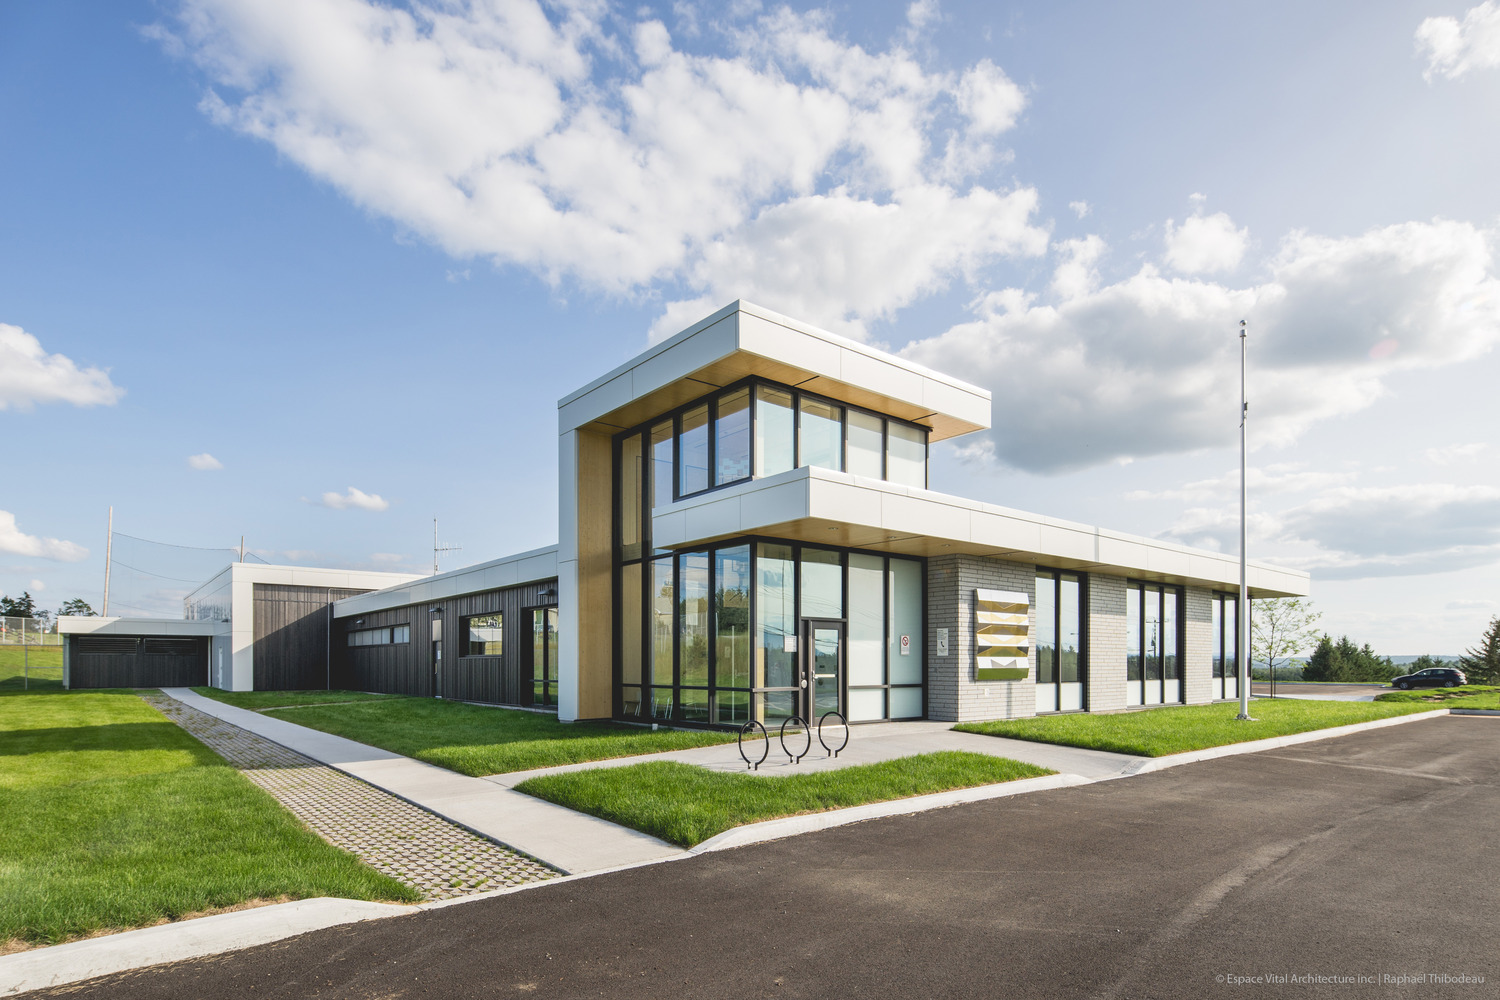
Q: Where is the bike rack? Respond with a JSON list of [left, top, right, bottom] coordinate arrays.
[[817, 710, 849, 758], [780, 716, 810, 764], [737, 720, 769, 771]]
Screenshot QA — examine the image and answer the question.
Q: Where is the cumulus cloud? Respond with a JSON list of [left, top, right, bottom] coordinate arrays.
[[905, 218, 1500, 473], [187, 452, 223, 470], [0, 323, 123, 411], [1125, 463, 1353, 503], [1068, 200, 1090, 219], [1417, 1, 1500, 80], [155, 0, 1043, 341], [0, 511, 88, 562], [1151, 480, 1500, 580], [319, 487, 389, 512], [29, 579, 46, 592], [1163, 211, 1249, 274]]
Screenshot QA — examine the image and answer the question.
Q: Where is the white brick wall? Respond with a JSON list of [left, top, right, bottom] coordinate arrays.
[[1183, 585, 1214, 705], [1087, 573, 1127, 712]]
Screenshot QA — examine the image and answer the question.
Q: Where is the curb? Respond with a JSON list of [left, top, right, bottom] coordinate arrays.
[[0, 898, 418, 997]]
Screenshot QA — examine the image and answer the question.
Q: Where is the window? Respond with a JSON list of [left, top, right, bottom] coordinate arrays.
[[716, 388, 751, 485], [532, 608, 559, 707], [1211, 593, 1239, 701], [651, 420, 674, 509], [619, 433, 642, 560], [1035, 571, 1085, 712], [679, 404, 710, 496], [887, 422, 927, 488], [1127, 582, 1183, 706], [798, 397, 843, 471], [392, 625, 411, 644], [348, 627, 391, 646], [847, 410, 883, 479], [465, 613, 503, 656], [755, 386, 795, 477]]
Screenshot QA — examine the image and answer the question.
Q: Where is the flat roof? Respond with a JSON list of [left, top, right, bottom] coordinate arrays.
[[651, 466, 1311, 598], [184, 563, 426, 603], [332, 545, 560, 618], [57, 616, 227, 637], [558, 300, 992, 442]]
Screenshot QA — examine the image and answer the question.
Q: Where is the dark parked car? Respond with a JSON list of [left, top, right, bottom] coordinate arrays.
[[1391, 667, 1466, 690]]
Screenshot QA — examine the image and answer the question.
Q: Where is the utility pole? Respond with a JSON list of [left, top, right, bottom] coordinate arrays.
[[1237, 320, 1254, 722], [240, 536, 245, 563], [102, 506, 113, 617]]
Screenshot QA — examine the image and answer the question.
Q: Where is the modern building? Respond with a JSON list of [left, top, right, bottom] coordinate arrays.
[[61, 301, 1308, 726]]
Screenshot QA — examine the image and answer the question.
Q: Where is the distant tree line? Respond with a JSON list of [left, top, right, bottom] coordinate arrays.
[[0, 593, 97, 632]]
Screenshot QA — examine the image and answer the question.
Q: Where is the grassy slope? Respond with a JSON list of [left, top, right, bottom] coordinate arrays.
[[0, 690, 416, 945], [190, 687, 400, 710], [956, 699, 1439, 758], [517, 752, 1054, 847], [255, 698, 739, 775]]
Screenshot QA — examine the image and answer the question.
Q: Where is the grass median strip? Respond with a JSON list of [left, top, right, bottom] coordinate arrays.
[[514, 751, 1054, 848], [0, 690, 416, 947], [1374, 685, 1500, 709], [955, 699, 1441, 758], [236, 697, 739, 775]]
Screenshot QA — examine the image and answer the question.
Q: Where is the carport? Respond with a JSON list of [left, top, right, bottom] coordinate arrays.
[[59, 618, 225, 689]]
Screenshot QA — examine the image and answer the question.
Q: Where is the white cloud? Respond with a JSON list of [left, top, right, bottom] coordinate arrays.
[[1416, 1, 1500, 80], [1125, 463, 1353, 502], [1049, 235, 1105, 300], [0, 511, 88, 562], [1163, 211, 1249, 274], [1448, 598, 1497, 610], [29, 579, 46, 592], [319, 487, 389, 512], [1068, 200, 1090, 219], [904, 218, 1500, 473], [155, 0, 1044, 340], [187, 452, 223, 470], [1425, 441, 1487, 465], [0, 323, 123, 411], [370, 552, 405, 564]]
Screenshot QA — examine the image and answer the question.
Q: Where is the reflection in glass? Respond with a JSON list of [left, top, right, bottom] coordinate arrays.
[[466, 613, 503, 657], [651, 421, 674, 510], [651, 557, 674, 718], [716, 388, 751, 485], [800, 547, 843, 619], [715, 546, 751, 690], [678, 552, 709, 687], [755, 387, 795, 477], [755, 543, 796, 689], [798, 397, 843, 471], [620, 563, 642, 686], [1163, 589, 1179, 682], [1060, 574, 1081, 685], [680, 686, 709, 722], [847, 410, 883, 478], [888, 557, 923, 685], [847, 553, 884, 687], [679, 404, 709, 496], [813, 627, 840, 718], [887, 422, 927, 488], [1035, 576, 1056, 686]]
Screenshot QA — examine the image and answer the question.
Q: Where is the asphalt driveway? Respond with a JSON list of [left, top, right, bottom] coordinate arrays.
[[35, 716, 1498, 999]]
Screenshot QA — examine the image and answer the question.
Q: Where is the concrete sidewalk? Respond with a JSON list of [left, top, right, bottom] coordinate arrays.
[[489, 719, 1146, 787], [159, 689, 682, 876]]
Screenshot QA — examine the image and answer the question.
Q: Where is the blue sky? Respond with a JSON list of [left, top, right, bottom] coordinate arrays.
[[2, 0, 1498, 653]]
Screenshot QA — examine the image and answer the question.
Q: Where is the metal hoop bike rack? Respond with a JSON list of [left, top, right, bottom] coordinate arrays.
[[780, 716, 810, 764], [737, 720, 769, 771], [817, 710, 849, 758]]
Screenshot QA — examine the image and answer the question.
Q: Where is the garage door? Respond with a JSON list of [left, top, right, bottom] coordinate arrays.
[[70, 636, 208, 689]]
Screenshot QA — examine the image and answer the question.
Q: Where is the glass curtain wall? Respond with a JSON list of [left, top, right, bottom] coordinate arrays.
[[1211, 593, 1239, 700], [1126, 582, 1183, 706], [1034, 571, 1085, 712]]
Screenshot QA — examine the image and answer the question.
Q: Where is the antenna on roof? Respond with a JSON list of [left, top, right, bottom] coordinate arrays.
[[433, 518, 461, 576]]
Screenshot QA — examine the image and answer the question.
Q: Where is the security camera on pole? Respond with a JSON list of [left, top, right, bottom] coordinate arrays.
[[1237, 320, 1255, 722]]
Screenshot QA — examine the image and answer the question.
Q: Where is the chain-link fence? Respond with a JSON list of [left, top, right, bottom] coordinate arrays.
[[0, 615, 63, 691]]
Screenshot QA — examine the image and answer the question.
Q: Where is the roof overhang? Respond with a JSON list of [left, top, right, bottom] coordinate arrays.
[[57, 616, 227, 636], [558, 300, 991, 441], [332, 545, 560, 618], [651, 467, 1311, 598]]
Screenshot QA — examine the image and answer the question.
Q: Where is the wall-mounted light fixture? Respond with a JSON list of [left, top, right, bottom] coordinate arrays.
[[430, 607, 444, 617], [540, 586, 557, 601], [354, 618, 365, 626]]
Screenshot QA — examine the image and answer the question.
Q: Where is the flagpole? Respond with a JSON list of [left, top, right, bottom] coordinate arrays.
[[1237, 320, 1253, 721]]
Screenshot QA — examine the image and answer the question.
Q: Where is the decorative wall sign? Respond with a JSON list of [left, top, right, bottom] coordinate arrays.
[[975, 588, 1029, 682]]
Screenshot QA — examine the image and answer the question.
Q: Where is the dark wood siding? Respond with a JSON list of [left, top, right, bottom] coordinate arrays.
[[68, 635, 208, 689], [335, 579, 557, 705], [252, 585, 367, 690]]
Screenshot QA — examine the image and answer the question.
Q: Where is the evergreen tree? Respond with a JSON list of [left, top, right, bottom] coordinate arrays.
[[1460, 616, 1500, 685], [1302, 634, 1400, 683], [0, 592, 39, 619], [58, 598, 96, 617]]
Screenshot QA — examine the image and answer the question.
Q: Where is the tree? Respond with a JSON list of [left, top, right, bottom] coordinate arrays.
[[1251, 598, 1322, 686], [1303, 634, 1401, 683], [1460, 616, 1500, 685], [58, 598, 97, 618], [0, 592, 39, 619]]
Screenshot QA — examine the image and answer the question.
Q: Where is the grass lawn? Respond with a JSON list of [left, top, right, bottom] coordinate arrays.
[[955, 698, 1442, 758], [0, 688, 417, 947], [190, 686, 400, 710], [516, 751, 1054, 847], [1374, 685, 1500, 709], [245, 697, 740, 775], [0, 646, 63, 694]]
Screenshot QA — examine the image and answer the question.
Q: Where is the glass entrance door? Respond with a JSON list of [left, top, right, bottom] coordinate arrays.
[[531, 607, 558, 707], [800, 619, 844, 722]]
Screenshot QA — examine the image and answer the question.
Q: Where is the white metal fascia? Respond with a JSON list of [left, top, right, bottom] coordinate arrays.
[[331, 546, 561, 618]]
